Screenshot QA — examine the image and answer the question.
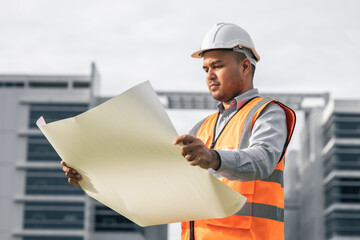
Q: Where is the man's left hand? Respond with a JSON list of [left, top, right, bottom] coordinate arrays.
[[173, 135, 220, 170]]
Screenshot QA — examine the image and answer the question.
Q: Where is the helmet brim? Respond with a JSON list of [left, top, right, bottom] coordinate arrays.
[[191, 47, 260, 63], [191, 47, 234, 59]]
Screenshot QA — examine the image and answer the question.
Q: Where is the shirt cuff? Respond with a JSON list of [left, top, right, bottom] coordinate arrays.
[[213, 149, 237, 173], [211, 150, 222, 171]]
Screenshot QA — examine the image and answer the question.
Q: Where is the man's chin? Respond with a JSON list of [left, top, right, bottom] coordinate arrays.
[[210, 93, 223, 102]]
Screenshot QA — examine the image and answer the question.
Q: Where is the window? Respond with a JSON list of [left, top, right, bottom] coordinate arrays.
[[94, 205, 143, 233], [73, 81, 90, 88], [326, 209, 360, 238], [24, 202, 84, 229], [336, 121, 360, 130], [325, 177, 360, 207], [0, 81, 24, 88], [335, 131, 360, 139], [27, 136, 60, 161], [29, 82, 67, 88], [322, 114, 334, 146], [322, 114, 360, 145], [29, 103, 88, 128], [336, 113, 360, 119], [323, 152, 360, 177], [27, 103, 88, 162], [23, 237, 82, 240], [26, 169, 84, 195]]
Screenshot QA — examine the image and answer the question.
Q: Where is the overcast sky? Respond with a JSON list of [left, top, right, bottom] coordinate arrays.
[[1, 0, 359, 99]]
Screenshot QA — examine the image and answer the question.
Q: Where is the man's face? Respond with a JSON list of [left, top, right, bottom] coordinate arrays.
[[202, 50, 248, 104]]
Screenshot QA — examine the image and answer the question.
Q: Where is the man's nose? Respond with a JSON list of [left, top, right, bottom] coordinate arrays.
[[206, 69, 216, 81]]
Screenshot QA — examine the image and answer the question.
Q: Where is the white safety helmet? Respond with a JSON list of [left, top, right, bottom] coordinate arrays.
[[191, 23, 260, 66]]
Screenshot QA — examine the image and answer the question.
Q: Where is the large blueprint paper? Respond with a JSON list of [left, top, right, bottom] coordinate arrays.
[[36, 81, 246, 226]]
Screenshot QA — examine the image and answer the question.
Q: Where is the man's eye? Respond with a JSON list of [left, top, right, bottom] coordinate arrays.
[[214, 65, 222, 69]]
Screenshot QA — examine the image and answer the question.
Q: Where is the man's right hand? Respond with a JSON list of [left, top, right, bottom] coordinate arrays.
[[61, 161, 82, 186]]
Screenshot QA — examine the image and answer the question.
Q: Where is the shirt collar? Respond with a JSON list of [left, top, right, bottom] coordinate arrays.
[[217, 88, 260, 113]]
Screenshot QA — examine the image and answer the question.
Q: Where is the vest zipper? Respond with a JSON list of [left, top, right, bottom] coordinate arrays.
[[190, 220, 195, 240]]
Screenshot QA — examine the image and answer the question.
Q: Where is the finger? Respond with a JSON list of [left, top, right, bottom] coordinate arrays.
[[62, 165, 70, 173], [180, 144, 193, 156], [68, 178, 80, 186], [189, 161, 197, 166], [185, 153, 196, 162], [76, 173, 82, 180], [173, 135, 186, 145], [65, 172, 81, 179], [189, 158, 200, 166], [65, 172, 76, 178], [60, 160, 66, 166], [65, 172, 82, 179], [173, 135, 196, 145], [62, 165, 76, 174], [181, 144, 194, 152]]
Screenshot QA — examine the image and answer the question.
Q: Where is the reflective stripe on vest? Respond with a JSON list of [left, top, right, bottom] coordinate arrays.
[[235, 202, 284, 222], [181, 97, 296, 240], [262, 169, 284, 187]]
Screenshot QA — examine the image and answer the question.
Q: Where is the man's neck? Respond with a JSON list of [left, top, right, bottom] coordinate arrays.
[[221, 88, 254, 110], [222, 100, 233, 110]]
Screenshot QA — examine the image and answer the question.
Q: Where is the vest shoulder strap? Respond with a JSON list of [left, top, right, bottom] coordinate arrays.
[[238, 98, 296, 163], [238, 97, 274, 149], [189, 112, 218, 137]]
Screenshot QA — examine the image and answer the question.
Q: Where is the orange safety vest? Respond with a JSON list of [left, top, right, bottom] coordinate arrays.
[[181, 97, 296, 240]]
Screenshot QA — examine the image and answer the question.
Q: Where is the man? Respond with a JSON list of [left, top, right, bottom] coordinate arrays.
[[62, 23, 296, 239]]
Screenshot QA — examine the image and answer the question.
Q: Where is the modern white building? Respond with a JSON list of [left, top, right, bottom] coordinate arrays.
[[0, 64, 167, 240], [291, 99, 360, 240], [321, 100, 360, 240]]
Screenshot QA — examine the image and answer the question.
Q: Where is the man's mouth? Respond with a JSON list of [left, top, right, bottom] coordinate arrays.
[[209, 83, 220, 91]]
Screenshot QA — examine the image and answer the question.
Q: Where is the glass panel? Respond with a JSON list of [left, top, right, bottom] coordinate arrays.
[[73, 82, 90, 88], [336, 121, 360, 130], [24, 202, 84, 229], [336, 113, 360, 118], [23, 237, 82, 240], [0, 81, 24, 88], [26, 169, 83, 195], [29, 82, 67, 88], [94, 205, 144, 233], [29, 103, 88, 128], [326, 210, 360, 238], [325, 177, 360, 207], [27, 136, 61, 161]]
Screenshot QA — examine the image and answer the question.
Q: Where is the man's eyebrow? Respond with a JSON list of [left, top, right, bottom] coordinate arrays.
[[203, 60, 223, 69]]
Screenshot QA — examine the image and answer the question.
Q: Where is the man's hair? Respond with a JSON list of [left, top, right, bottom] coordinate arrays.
[[232, 51, 256, 78]]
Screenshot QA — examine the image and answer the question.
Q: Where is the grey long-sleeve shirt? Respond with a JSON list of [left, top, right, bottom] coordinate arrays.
[[189, 89, 287, 182]]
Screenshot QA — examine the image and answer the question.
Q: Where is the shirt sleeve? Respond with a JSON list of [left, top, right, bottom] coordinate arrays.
[[212, 103, 288, 181]]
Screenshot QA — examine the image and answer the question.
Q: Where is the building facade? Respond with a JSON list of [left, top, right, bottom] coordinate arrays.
[[321, 100, 360, 240], [0, 64, 167, 240], [293, 99, 360, 240]]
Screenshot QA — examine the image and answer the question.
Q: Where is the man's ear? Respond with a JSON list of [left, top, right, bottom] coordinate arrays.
[[243, 58, 251, 71], [241, 58, 252, 77]]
